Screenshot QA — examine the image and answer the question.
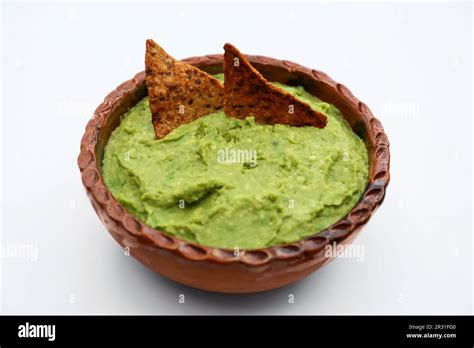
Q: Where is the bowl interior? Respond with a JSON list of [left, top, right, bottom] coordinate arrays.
[[96, 81, 147, 167]]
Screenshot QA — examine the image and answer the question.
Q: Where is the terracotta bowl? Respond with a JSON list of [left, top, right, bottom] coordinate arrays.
[[78, 54, 390, 293]]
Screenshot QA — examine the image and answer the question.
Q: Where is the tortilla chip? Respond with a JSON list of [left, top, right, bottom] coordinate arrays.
[[223, 43, 327, 128], [145, 39, 224, 138]]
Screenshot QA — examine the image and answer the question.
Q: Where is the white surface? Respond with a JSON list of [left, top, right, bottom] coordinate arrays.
[[0, 1, 472, 314]]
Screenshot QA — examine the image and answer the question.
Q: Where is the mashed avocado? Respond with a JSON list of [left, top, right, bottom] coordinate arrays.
[[102, 74, 368, 249]]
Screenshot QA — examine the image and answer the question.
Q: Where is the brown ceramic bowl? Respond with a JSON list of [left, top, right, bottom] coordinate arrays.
[[78, 54, 390, 293]]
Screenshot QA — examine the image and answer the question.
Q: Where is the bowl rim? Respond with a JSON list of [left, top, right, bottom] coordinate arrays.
[[78, 54, 390, 266]]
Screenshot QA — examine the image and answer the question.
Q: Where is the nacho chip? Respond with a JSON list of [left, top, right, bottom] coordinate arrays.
[[223, 43, 327, 128], [145, 39, 224, 138]]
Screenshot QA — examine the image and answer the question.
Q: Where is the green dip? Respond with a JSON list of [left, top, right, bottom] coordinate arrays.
[[102, 74, 368, 249]]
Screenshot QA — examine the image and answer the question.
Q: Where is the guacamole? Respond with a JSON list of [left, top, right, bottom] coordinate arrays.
[[102, 74, 368, 249]]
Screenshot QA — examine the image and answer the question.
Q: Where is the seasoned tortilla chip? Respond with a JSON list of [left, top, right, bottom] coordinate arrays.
[[223, 43, 327, 128], [145, 39, 224, 138]]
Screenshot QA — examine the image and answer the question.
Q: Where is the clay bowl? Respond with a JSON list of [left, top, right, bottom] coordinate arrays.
[[78, 54, 390, 293]]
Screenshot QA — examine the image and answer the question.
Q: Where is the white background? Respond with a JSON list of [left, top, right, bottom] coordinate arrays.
[[0, 1, 472, 314]]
